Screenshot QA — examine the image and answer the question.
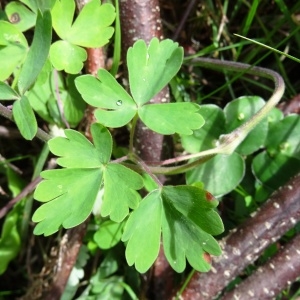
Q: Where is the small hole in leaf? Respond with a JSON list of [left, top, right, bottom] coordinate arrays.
[[116, 100, 122, 106], [10, 13, 20, 24]]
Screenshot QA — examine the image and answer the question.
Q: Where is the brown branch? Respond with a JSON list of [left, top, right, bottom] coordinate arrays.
[[119, 1, 174, 298], [42, 221, 89, 299], [222, 233, 300, 300], [178, 173, 300, 300]]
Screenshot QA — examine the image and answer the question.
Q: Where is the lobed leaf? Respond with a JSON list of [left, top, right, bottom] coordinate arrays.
[[33, 168, 103, 236], [67, 0, 115, 48], [122, 190, 162, 273], [51, 0, 74, 39], [50, 41, 87, 74], [102, 164, 144, 222], [75, 69, 136, 127], [48, 123, 112, 168], [138, 102, 204, 135], [122, 185, 223, 273], [127, 38, 183, 105]]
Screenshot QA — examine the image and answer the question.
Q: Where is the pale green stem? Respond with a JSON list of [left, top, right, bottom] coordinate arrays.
[[129, 113, 139, 154], [147, 57, 285, 175]]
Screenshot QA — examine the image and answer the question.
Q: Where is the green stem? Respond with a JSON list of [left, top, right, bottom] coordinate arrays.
[[129, 113, 139, 154]]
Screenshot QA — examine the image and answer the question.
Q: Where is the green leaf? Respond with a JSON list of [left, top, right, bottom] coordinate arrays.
[[0, 82, 19, 100], [27, 68, 57, 124], [67, 1, 115, 48], [50, 41, 87, 74], [186, 153, 245, 197], [181, 104, 225, 153], [18, 10, 52, 94], [102, 163, 144, 222], [5, 1, 36, 32], [64, 75, 86, 127], [51, 0, 74, 38], [252, 114, 300, 189], [224, 96, 268, 155], [122, 190, 162, 273], [139, 102, 204, 135], [28, 70, 85, 126], [49, 123, 112, 168], [252, 152, 300, 189], [50, 0, 115, 73], [127, 38, 183, 105], [32, 124, 110, 235], [94, 220, 124, 249], [162, 189, 221, 273], [162, 186, 224, 236], [122, 185, 223, 273], [52, 0, 115, 47], [0, 21, 28, 80], [33, 168, 103, 236], [0, 207, 21, 275], [266, 114, 300, 158], [12, 95, 37, 140], [75, 69, 136, 127], [33, 123, 143, 234]]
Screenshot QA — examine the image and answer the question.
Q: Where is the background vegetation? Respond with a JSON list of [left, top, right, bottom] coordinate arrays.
[[0, 0, 300, 299]]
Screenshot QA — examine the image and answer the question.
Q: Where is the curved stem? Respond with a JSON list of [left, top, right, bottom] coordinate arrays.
[[147, 58, 285, 175]]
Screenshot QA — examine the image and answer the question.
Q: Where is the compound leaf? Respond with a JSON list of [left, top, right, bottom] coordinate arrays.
[[138, 102, 204, 135], [127, 38, 183, 105], [102, 163, 144, 222], [122, 185, 223, 273], [75, 69, 136, 127], [51, 0, 115, 73]]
